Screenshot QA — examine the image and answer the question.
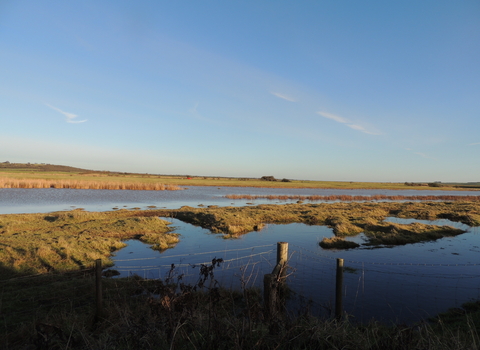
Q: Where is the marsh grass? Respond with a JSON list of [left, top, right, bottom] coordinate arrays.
[[1, 202, 480, 348], [156, 201, 478, 246], [362, 222, 465, 246], [0, 210, 178, 278], [226, 194, 480, 201]]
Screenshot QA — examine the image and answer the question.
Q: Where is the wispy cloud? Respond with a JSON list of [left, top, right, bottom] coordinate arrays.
[[317, 111, 380, 135], [404, 148, 436, 160], [270, 91, 297, 102], [45, 104, 87, 123], [317, 111, 348, 124], [469, 142, 480, 146]]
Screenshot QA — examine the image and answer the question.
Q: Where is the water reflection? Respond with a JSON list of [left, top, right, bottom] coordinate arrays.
[[2, 187, 480, 214]]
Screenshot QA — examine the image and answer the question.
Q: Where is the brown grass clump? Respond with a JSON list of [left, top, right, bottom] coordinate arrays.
[[319, 237, 360, 249], [363, 222, 465, 246]]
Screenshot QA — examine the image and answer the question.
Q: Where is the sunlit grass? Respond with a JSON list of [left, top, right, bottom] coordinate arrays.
[[154, 201, 478, 245], [0, 210, 178, 278]]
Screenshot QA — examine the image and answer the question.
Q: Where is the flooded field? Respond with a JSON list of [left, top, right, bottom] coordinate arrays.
[[1, 187, 479, 323]]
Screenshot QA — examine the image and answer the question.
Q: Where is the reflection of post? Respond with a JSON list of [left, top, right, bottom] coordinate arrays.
[[277, 242, 288, 279], [335, 258, 344, 320], [263, 273, 277, 320], [95, 259, 103, 321]]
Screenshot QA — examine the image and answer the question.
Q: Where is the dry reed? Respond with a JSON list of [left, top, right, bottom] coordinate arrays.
[[225, 194, 480, 202], [0, 177, 182, 191]]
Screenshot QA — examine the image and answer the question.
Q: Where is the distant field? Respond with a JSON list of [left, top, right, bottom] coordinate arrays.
[[0, 162, 476, 190]]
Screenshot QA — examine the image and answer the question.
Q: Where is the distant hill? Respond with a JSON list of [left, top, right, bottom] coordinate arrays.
[[0, 162, 92, 173]]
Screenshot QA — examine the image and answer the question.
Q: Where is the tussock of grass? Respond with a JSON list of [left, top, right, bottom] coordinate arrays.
[[363, 222, 464, 246], [319, 237, 360, 249]]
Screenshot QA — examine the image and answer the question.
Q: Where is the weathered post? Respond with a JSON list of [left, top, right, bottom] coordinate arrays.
[[277, 242, 288, 279], [335, 258, 344, 320], [264, 242, 289, 320], [95, 259, 103, 320]]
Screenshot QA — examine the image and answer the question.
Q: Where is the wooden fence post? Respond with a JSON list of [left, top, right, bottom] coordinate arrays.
[[277, 242, 288, 279], [95, 259, 103, 320], [335, 258, 344, 320]]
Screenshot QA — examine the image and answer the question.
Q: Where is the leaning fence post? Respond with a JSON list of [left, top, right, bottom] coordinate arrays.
[[335, 258, 344, 320], [95, 259, 103, 320]]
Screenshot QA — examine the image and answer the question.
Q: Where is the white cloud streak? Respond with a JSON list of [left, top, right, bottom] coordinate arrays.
[[469, 142, 480, 146], [270, 91, 297, 102], [317, 111, 380, 135], [45, 104, 87, 123], [317, 111, 348, 123]]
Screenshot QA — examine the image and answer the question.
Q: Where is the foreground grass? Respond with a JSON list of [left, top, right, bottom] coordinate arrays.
[[2, 266, 479, 350], [0, 210, 178, 279]]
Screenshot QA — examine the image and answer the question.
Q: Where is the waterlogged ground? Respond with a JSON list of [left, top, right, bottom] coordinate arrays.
[[2, 187, 480, 323]]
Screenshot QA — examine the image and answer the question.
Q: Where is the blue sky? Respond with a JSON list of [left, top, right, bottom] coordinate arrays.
[[1, 1, 479, 182]]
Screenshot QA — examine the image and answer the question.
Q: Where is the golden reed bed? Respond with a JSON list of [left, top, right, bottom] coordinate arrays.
[[0, 177, 182, 191], [225, 194, 480, 201]]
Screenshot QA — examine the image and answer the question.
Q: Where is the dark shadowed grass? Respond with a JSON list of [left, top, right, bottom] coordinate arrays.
[[2, 263, 479, 350]]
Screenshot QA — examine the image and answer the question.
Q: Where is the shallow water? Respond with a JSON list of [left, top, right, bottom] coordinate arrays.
[[1, 186, 479, 214], [111, 218, 480, 324]]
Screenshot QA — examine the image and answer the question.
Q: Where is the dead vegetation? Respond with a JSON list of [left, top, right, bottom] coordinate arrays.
[[0, 177, 182, 190], [225, 194, 480, 202]]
